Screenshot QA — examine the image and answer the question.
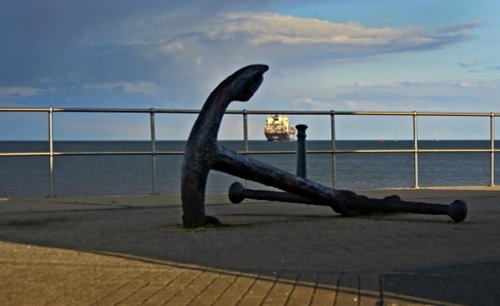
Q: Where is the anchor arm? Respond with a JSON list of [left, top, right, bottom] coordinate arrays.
[[181, 64, 268, 228]]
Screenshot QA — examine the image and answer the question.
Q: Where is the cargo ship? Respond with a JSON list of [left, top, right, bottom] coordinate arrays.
[[264, 115, 296, 142]]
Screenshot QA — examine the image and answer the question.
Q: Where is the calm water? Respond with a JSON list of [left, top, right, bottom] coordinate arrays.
[[0, 140, 496, 197]]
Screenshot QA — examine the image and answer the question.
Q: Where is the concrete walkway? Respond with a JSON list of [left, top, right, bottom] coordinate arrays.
[[0, 188, 499, 305]]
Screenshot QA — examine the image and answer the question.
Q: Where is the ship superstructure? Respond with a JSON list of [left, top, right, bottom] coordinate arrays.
[[264, 114, 296, 142]]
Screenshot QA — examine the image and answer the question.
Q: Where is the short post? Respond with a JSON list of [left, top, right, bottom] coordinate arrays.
[[296, 124, 308, 178], [150, 108, 158, 195]]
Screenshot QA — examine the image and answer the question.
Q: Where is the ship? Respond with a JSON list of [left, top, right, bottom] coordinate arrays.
[[264, 114, 296, 142]]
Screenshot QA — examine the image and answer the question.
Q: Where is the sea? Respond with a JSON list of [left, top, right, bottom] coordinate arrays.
[[0, 140, 497, 197]]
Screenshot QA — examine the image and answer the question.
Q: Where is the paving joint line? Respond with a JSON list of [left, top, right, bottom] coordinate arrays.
[[208, 272, 241, 306], [162, 270, 204, 305], [140, 269, 185, 305]]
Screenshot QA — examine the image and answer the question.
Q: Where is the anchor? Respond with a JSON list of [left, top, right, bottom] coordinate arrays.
[[181, 64, 467, 228]]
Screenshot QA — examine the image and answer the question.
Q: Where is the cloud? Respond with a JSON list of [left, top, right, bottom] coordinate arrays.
[[161, 42, 186, 54], [292, 97, 330, 110], [454, 79, 500, 89], [207, 12, 434, 47], [342, 100, 394, 111], [351, 79, 500, 90], [159, 12, 471, 63], [83, 81, 159, 95], [353, 80, 422, 88], [436, 20, 483, 34], [0, 86, 53, 98], [458, 61, 475, 68]]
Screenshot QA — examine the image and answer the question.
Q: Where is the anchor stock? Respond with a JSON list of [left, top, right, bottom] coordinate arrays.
[[227, 182, 468, 222]]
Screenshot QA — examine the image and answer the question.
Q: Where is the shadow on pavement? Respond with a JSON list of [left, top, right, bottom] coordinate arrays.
[[1, 193, 499, 305]]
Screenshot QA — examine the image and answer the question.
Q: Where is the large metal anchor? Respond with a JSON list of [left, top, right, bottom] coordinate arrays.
[[181, 64, 468, 228]]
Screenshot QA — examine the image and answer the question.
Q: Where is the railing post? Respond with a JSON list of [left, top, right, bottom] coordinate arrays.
[[48, 107, 54, 197], [243, 110, 249, 187], [330, 110, 336, 188], [150, 108, 158, 195], [490, 112, 495, 187], [413, 111, 419, 188]]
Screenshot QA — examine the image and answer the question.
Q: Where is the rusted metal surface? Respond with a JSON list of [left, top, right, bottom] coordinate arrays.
[[181, 64, 268, 227], [181, 65, 468, 228], [228, 182, 467, 222]]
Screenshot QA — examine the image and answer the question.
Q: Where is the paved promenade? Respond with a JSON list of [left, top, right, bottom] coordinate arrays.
[[0, 188, 499, 305]]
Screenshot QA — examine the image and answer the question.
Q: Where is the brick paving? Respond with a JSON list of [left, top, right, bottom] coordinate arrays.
[[0, 188, 500, 305], [0, 248, 365, 306]]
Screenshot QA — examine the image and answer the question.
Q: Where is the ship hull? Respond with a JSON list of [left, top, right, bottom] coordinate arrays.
[[265, 133, 295, 142]]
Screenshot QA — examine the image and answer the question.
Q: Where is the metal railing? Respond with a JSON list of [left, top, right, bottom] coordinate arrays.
[[0, 107, 498, 197]]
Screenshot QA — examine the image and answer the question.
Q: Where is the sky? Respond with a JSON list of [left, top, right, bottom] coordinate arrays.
[[1, 0, 499, 140]]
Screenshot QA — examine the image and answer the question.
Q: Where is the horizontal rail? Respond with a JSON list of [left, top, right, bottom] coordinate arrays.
[[0, 152, 51, 157], [0, 108, 52, 112], [0, 151, 183, 157], [336, 149, 495, 154], [2, 148, 497, 158], [333, 111, 496, 117], [1, 107, 499, 117]]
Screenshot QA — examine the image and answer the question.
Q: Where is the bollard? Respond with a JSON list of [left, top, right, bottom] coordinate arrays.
[[296, 124, 308, 178]]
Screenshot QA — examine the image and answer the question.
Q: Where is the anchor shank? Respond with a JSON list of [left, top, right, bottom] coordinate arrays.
[[214, 145, 349, 212]]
